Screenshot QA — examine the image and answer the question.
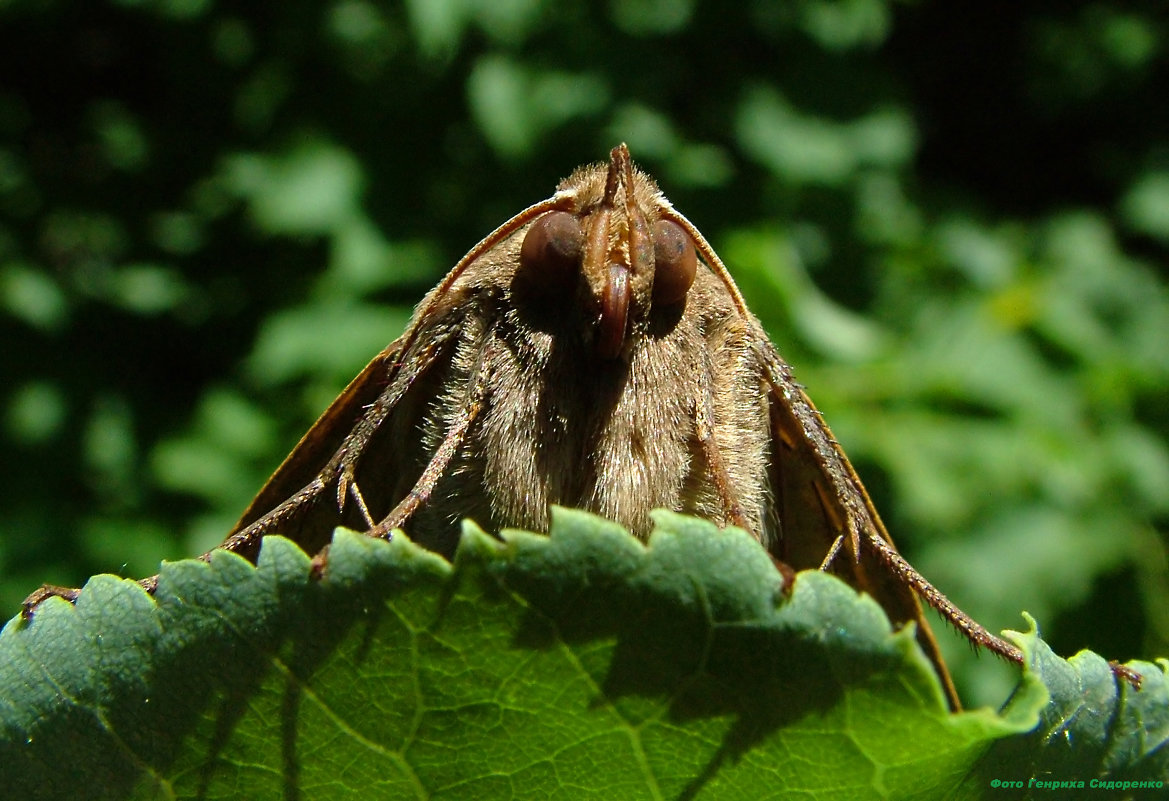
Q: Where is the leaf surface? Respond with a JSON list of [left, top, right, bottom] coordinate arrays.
[[1, 509, 1163, 800]]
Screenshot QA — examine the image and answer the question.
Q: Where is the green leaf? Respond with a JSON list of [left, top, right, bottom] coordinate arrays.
[[1, 509, 1163, 800], [962, 622, 1169, 797]]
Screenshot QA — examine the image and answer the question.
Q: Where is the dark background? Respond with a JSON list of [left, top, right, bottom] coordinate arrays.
[[1, 0, 1166, 707]]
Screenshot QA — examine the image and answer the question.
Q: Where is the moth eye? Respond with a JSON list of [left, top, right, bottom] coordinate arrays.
[[519, 211, 585, 287], [651, 219, 697, 306]]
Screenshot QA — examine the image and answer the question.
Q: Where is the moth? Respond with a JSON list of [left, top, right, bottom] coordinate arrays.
[[26, 145, 1137, 704]]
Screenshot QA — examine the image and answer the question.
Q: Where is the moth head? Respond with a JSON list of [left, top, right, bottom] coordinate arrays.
[[515, 144, 698, 360]]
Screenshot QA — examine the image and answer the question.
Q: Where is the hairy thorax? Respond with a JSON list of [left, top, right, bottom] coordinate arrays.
[[397, 255, 773, 556]]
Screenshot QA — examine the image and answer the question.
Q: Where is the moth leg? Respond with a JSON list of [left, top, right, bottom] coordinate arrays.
[[694, 359, 751, 532], [371, 397, 483, 539], [367, 366, 490, 539], [366, 332, 498, 540], [19, 475, 331, 618], [818, 534, 846, 571], [334, 338, 448, 513], [1109, 662, 1145, 690], [861, 531, 1023, 662], [347, 480, 377, 529], [809, 425, 864, 563], [806, 478, 856, 572], [865, 533, 1147, 688], [218, 477, 328, 555], [22, 571, 161, 621], [20, 584, 80, 619]]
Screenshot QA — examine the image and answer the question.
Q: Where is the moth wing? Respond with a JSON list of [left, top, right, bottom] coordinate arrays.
[[231, 339, 405, 532], [220, 194, 569, 562], [218, 340, 407, 559], [762, 348, 960, 708]]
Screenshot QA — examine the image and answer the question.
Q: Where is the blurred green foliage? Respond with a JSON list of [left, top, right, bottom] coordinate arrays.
[[1, 0, 1166, 708]]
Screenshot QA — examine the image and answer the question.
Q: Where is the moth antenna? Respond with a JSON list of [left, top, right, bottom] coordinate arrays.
[[391, 195, 574, 360], [657, 204, 757, 323], [222, 193, 570, 550]]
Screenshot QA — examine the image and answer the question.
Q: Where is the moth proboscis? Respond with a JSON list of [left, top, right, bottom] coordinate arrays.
[[23, 145, 1143, 704]]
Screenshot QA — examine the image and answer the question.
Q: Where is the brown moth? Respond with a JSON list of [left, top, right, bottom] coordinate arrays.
[[24, 145, 1138, 704]]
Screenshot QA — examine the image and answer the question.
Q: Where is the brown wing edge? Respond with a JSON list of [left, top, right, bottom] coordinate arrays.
[[230, 342, 404, 535], [765, 366, 963, 711]]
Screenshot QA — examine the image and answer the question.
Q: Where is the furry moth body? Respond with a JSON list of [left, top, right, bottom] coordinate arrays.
[[224, 144, 988, 707], [35, 145, 1136, 705]]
